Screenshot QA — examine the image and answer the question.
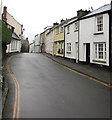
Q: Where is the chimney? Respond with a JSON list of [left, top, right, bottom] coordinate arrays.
[[77, 9, 91, 18], [3, 6, 7, 22], [60, 19, 65, 23], [53, 22, 59, 26]]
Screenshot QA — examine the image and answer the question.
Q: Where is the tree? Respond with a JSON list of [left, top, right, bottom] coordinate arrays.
[[0, 20, 12, 57]]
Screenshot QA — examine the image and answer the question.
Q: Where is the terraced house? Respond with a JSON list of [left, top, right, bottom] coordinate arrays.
[[79, 3, 112, 68], [54, 20, 66, 57], [2, 6, 23, 53]]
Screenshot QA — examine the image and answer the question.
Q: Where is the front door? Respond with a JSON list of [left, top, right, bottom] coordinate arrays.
[[86, 43, 90, 63]]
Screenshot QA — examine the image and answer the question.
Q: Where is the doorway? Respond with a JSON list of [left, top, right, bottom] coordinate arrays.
[[86, 43, 90, 63]]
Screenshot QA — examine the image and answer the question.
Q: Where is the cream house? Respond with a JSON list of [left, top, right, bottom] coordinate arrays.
[[3, 6, 23, 53]]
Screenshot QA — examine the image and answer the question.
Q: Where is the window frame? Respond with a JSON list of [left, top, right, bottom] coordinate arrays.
[[94, 42, 106, 62], [94, 15, 104, 34], [66, 43, 71, 53], [67, 25, 70, 34], [74, 22, 79, 32]]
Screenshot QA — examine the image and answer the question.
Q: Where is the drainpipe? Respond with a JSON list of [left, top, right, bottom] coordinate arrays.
[[110, 0, 112, 70], [110, 1, 112, 119], [77, 20, 80, 63]]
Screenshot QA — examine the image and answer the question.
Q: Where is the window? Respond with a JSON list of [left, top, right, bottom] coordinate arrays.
[[60, 26, 63, 33], [94, 43, 106, 61], [96, 15, 103, 32], [67, 43, 71, 53], [56, 27, 59, 34], [74, 22, 78, 31], [67, 26, 70, 34], [11, 40, 17, 50]]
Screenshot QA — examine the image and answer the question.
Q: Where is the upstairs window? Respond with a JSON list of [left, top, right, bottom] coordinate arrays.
[[56, 27, 59, 35], [96, 15, 103, 32], [74, 22, 78, 31], [60, 26, 63, 33], [67, 26, 70, 34]]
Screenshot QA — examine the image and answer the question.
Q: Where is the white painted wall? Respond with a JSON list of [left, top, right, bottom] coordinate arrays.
[[34, 34, 40, 53], [29, 43, 34, 53], [79, 13, 109, 66], [6, 39, 21, 53], [65, 21, 78, 60]]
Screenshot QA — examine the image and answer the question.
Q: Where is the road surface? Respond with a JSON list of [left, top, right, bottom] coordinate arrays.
[[3, 53, 110, 118]]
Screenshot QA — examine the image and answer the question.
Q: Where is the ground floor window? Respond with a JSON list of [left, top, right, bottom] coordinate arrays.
[[11, 40, 17, 50], [94, 42, 106, 61], [66, 43, 71, 53]]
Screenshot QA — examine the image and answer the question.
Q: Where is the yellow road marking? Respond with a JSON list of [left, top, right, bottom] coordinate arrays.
[[44, 55, 112, 88], [6, 55, 20, 118]]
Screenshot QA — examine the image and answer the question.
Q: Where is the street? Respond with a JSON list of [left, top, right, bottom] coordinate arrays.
[[3, 53, 110, 118]]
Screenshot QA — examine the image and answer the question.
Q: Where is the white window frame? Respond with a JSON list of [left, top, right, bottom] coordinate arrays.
[[74, 22, 78, 31], [94, 42, 106, 61], [96, 15, 103, 33], [66, 43, 71, 53], [11, 40, 17, 50], [67, 26, 70, 34]]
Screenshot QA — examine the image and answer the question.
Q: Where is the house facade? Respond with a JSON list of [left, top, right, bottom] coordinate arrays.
[[40, 31, 45, 53], [54, 20, 66, 57], [79, 4, 111, 67], [44, 27, 52, 54], [29, 42, 34, 53], [3, 6, 23, 53], [34, 34, 40, 53], [64, 17, 78, 62], [45, 28, 54, 55], [21, 38, 29, 53]]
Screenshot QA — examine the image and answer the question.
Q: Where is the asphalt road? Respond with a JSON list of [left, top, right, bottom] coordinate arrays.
[[3, 53, 110, 118]]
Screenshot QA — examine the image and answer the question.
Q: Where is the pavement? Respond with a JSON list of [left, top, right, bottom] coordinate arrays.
[[43, 53, 112, 86]]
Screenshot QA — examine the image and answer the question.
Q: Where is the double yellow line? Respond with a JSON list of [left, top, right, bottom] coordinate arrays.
[[44, 55, 112, 88], [6, 55, 20, 118]]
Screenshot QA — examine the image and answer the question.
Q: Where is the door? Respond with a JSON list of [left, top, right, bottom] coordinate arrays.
[[86, 43, 90, 63]]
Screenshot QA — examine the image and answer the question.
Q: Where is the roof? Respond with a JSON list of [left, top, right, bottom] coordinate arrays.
[[64, 16, 78, 27], [12, 33, 20, 40], [82, 4, 111, 19]]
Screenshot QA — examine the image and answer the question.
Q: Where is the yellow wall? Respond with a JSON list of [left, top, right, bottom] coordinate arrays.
[[54, 27, 64, 42], [53, 25, 65, 57]]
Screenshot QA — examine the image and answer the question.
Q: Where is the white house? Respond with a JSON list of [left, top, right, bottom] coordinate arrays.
[[45, 28, 54, 55], [29, 42, 34, 53], [34, 34, 40, 53], [79, 4, 111, 67], [6, 33, 21, 53], [64, 17, 78, 62], [3, 6, 23, 53], [44, 27, 53, 54]]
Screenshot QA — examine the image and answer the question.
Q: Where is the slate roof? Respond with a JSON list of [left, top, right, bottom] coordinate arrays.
[[64, 16, 78, 27], [12, 33, 20, 40], [82, 4, 111, 19]]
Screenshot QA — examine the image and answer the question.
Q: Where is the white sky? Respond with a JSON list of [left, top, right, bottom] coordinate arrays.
[[2, 0, 111, 43]]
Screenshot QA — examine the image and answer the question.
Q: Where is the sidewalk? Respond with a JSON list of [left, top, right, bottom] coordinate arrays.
[[43, 53, 112, 85]]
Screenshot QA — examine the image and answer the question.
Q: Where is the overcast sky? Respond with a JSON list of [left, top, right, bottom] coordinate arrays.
[[2, 0, 111, 43]]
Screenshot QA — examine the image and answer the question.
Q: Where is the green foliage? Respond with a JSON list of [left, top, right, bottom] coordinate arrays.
[[0, 20, 12, 45]]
